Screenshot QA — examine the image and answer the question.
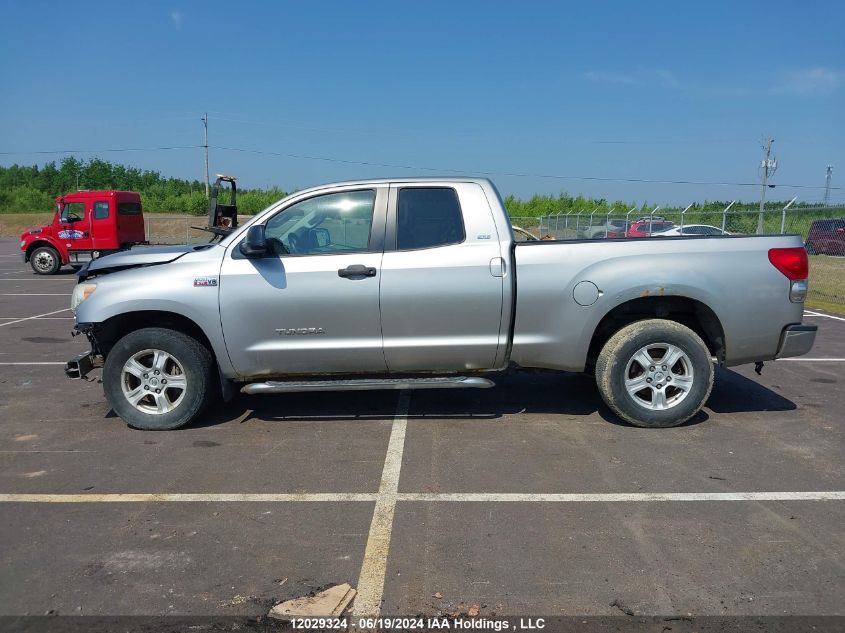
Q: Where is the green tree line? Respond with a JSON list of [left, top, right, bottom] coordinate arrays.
[[0, 158, 285, 215], [0, 157, 832, 219]]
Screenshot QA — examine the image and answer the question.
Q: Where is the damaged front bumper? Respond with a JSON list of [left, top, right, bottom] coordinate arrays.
[[66, 323, 103, 379], [65, 351, 100, 379], [775, 324, 818, 359]]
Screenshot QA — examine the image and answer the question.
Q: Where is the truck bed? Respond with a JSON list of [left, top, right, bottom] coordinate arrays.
[[510, 234, 806, 371]]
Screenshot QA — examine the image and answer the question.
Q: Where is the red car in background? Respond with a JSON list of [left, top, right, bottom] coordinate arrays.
[[805, 218, 845, 256], [627, 219, 676, 237]]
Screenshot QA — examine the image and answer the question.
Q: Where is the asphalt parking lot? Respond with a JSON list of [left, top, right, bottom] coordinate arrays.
[[0, 237, 843, 627]]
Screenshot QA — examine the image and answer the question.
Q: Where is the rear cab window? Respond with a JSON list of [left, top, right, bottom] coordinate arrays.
[[118, 202, 142, 215], [397, 187, 465, 250]]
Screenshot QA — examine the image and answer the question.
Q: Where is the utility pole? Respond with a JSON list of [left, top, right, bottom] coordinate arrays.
[[824, 165, 833, 207], [201, 112, 210, 198], [757, 137, 777, 234]]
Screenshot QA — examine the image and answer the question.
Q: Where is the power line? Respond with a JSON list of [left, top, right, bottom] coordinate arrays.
[[0, 145, 203, 155], [1, 142, 841, 191], [211, 145, 842, 190]]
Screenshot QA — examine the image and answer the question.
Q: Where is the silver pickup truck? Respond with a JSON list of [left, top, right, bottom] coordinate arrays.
[[66, 178, 817, 430]]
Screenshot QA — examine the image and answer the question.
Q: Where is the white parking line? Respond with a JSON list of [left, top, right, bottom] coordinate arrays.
[[0, 309, 71, 327], [1, 491, 841, 504], [0, 362, 65, 365], [0, 317, 73, 320], [354, 391, 411, 618], [0, 493, 378, 502], [778, 358, 845, 362], [804, 310, 845, 322], [397, 491, 845, 502]]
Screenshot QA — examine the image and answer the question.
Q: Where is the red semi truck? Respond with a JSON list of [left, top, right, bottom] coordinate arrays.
[[20, 190, 147, 274]]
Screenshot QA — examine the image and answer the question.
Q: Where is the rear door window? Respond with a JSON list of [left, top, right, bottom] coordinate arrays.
[[93, 201, 109, 219], [397, 187, 465, 250]]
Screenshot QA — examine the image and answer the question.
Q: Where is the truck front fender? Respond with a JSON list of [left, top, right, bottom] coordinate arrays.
[[23, 236, 68, 264], [73, 253, 235, 378]]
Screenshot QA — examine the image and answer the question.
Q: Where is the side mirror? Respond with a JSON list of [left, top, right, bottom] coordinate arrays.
[[239, 224, 268, 258]]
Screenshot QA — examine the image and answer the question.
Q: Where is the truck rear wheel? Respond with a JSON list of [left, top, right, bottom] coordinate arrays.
[[595, 319, 714, 428], [103, 327, 215, 430], [30, 246, 61, 275]]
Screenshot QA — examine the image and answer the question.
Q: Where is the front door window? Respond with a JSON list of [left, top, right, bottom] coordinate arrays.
[[264, 190, 376, 255], [60, 202, 85, 224]]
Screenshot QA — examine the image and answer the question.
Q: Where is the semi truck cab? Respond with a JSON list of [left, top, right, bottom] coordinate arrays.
[[21, 190, 146, 274]]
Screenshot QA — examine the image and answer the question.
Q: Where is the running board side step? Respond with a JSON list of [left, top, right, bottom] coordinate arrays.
[[241, 376, 495, 394]]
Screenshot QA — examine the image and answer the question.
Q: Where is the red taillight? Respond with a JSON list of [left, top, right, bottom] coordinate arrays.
[[768, 247, 808, 280]]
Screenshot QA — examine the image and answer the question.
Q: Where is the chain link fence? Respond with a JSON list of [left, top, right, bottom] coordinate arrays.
[[142, 214, 227, 246]]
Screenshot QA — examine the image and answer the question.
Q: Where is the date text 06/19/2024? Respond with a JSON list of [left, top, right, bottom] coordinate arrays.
[[290, 616, 546, 630]]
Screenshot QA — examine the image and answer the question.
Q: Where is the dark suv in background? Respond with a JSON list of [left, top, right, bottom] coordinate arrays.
[[805, 218, 845, 256]]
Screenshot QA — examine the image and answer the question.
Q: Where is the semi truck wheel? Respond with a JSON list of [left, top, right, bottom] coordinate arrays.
[[595, 319, 714, 428], [30, 246, 61, 275], [103, 327, 215, 430]]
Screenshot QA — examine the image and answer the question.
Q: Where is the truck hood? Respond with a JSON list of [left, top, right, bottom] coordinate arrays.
[[79, 244, 201, 279], [21, 225, 51, 239]]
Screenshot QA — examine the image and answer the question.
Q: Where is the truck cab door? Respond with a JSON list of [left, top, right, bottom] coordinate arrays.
[[58, 200, 93, 253], [379, 183, 506, 371], [219, 186, 388, 377]]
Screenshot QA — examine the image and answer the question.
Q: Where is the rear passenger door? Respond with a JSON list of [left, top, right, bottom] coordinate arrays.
[[91, 200, 112, 250], [379, 183, 506, 371]]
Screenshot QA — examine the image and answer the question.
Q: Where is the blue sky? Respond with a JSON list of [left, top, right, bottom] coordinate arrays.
[[1, 0, 843, 205]]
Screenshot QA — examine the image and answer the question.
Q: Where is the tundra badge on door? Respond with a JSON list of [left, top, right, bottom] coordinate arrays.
[[275, 327, 325, 336]]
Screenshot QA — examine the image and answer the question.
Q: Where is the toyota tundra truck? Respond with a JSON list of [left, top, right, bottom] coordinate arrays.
[[66, 178, 817, 430]]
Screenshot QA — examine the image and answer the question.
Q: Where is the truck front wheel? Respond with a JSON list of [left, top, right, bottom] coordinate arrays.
[[595, 319, 714, 428], [30, 246, 61, 275], [103, 327, 215, 430]]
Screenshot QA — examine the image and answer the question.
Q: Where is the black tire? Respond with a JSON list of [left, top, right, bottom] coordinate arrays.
[[595, 319, 714, 428], [103, 327, 215, 430], [30, 246, 61, 275]]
